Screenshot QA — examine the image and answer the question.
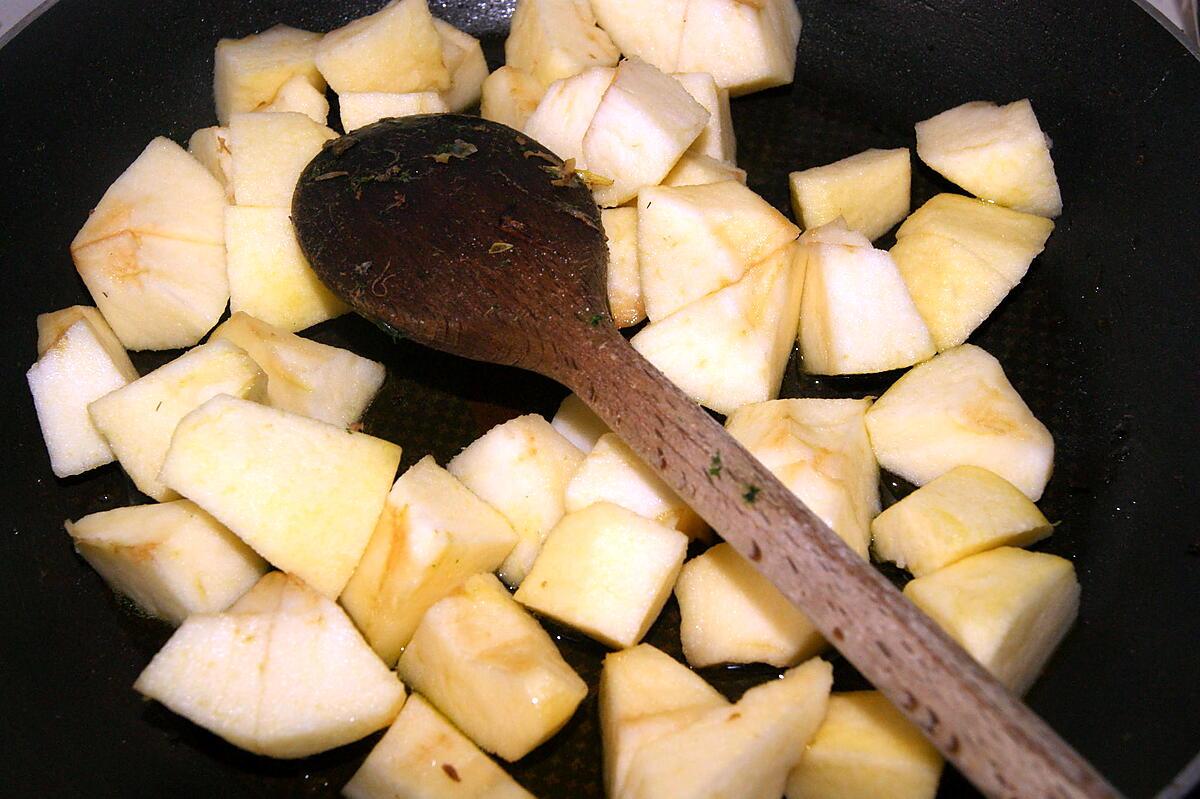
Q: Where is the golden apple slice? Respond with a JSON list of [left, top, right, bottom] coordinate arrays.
[[505, 0, 620, 88], [213, 24, 324, 124], [789, 148, 910, 241], [314, 0, 449, 94], [481, 66, 545, 131]]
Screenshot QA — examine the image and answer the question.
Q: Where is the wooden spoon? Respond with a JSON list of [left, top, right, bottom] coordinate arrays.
[[292, 114, 1119, 799]]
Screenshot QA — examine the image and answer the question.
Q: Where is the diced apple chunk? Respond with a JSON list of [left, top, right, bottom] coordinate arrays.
[[674, 542, 823, 667], [89, 339, 266, 501], [340, 455, 518, 666], [872, 465, 1052, 576], [789, 148, 910, 241], [481, 66, 545, 130], [256, 74, 329, 124], [344, 693, 534, 799], [631, 242, 805, 415], [27, 316, 138, 478], [515, 502, 688, 648], [676, 0, 803, 96], [582, 58, 710, 207], [623, 657, 833, 799], [589, 0, 688, 73], [785, 691, 944, 799], [864, 344, 1054, 500], [314, 0, 449, 94], [70, 137, 228, 350], [600, 644, 728, 797], [209, 312, 385, 427], [159, 395, 402, 598], [798, 220, 935, 375], [35, 305, 135, 370], [601, 207, 645, 328], [447, 414, 585, 586], [904, 547, 1079, 694], [916, 99, 1062, 217], [339, 92, 450, 132], [65, 499, 267, 624], [639, 179, 798, 321], [891, 193, 1054, 351], [134, 572, 405, 758], [228, 111, 337, 208], [523, 66, 615, 167], [673, 72, 736, 162], [225, 206, 348, 332], [505, 0, 620, 88], [661, 152, 747, 187], [397, 573, 588, 761], [550, 393, 610, 452], [213, 24, 325, 124], [565, 433, 704, 537], [434, 19, 489, 112], [187, 126, 234, 202], [726, 398, 878, 556]]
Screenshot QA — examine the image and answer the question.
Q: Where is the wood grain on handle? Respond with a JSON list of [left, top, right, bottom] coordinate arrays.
[[551, 325, 1120, 799]]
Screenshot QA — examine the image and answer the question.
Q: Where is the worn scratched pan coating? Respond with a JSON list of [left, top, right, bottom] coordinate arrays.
[[0, 1, 1197, 797]]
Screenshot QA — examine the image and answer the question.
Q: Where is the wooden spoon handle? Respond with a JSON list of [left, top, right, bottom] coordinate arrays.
[[553, 328, 1119, 799]]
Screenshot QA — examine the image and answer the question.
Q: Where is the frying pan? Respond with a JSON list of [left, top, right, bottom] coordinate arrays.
[[1, 1, 1197, 797]]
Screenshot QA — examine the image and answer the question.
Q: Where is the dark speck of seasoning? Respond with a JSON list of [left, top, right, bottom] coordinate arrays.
[[488, 241, 514, 255], [743, 484, 760, 504], [707, 452, 722, 477], [728, 712, 742, 721], [831, 627, 844, 641], [326, 136, 358, 156], [385, 192, 407, 211], [101, 292, 109, 298], [427, 139, 478, 164], [748, 540, 762, 561], [313, 170, 348, 182], [354, 261, 373, 276], [154, 401, 162, 412], [441, 763, 460, 782], [588, 313, 603, 327]]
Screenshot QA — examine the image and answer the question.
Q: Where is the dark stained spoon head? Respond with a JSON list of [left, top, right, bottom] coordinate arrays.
[[292, 114, 612, 376]]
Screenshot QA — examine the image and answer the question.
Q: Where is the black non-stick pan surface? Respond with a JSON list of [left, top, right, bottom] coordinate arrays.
[[1, 1, 1197, 796]]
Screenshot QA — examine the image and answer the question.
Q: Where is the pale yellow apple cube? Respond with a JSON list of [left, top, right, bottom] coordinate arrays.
[[677, 0, 802, 96], [550, 393, 609, 452], [446, 414, 585, 586], [228, 111, 337, 208], [864, 344, 1054, 500], [70, 137, 228, 350], [340, 455, 518, 665], [673, 72, 736, 162], [674, 542, 824, 667], [256, 73, 329, 124], [505, 0, 619, 88], [481, 66, 545, 131], [135, 572, 405, 758], [916, 99, 1062, 217], [225, 207, 348, 332], [522, 66, 614, 167], [159, 395, 402, 598], [631, 243, 805, 415], [638, 179, 798, 321], [565, 433, 704, 537], [209, 312, 385, 427], [65, 499, 267, 624], [397, 573, 588, 761], [799, 220, 935, 375], [872, 465, 1052, 576], [344, 694, 534, 799], [726, 398, 878, 556], [515, 502, 688, 648], [601, 207, 645, 328], [213, 24, 325, 124], [339, 91, 450, 132], [789, 148, 910, 241], [600, 644, 727, 797], [624, 657, 833, 799], [187, 126, 234, 201], [27, 316, 138, 477], [434, 19, 488, 112], [891, 193, 1054, 351], [589, 0, 688, 73], [661, 152, 747, 187], [786, 691, 944, 799], [904, 547, 1079, 694], [314, 0, 449, 94], [582, 58, 710, 207], [89, 339, 266, 501]]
